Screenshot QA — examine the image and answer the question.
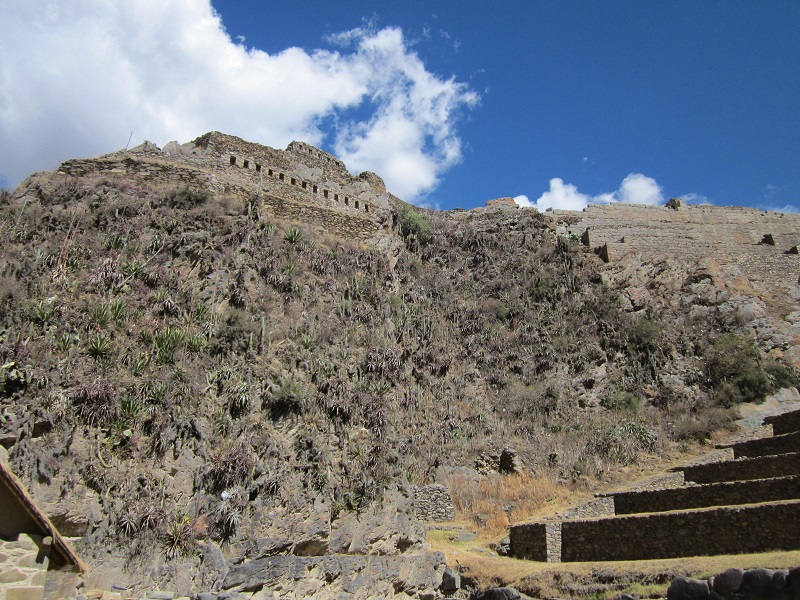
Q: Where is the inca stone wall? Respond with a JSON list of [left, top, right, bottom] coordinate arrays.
[[766, 409, 800, 436], [725, 430, 800, 459], [508, 522, 548, 562], [54, 132, 400, 244], [412, 485, 455, 523], [553, 202, 800, 289], [681, 451, 800, 484], [611, 475, 800, 515], [559, 500, 800, 562], [0, 534, 48, 600]]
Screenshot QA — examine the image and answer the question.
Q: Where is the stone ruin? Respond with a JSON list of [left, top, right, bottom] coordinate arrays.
[[54, 132, 404, 246]]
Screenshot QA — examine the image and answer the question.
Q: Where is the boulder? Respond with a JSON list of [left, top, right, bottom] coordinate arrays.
[[440, 566, 461, 592], [667, 576, 709, 600], [711, 568, 744, 598], [738, 568, 775, 600]]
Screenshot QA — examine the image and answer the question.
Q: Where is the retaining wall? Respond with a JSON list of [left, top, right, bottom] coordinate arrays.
[[728, 430, 800, 459], [412, 485, 455, 523], [611, 475, 800, 514], [552, 203, 800, 289], [508, 522, 548, 562], [766, 409, 800, 436], [559, 500, 800, 562], [0, 534, 48, 600], [681, 452, 800, 484]]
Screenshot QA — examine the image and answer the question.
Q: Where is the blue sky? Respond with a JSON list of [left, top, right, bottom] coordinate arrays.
[[1, 1, 798, 212]]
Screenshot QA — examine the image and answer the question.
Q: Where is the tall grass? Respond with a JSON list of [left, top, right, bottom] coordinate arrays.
[[445, 472, 574, 535]]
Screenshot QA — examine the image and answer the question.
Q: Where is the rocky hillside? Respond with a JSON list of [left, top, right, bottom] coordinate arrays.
[[0, 135, 798, 595]]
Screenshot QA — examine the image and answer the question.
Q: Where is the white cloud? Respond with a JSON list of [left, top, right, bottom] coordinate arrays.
[[0, 1, 477, 201], [682, 193, 712, 205], [514, 173, 665, 211], [529, 178, 591, 211], [513, 194, 532, 207]]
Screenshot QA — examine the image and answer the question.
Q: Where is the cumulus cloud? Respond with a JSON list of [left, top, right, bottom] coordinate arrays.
[[515, 173, 665, 211], [0, 1, 477, 201]]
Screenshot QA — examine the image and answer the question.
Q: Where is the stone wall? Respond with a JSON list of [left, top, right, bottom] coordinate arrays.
[[681, 452, 800, 484], [559, 500, 800, 562], [766, 409, 800, 436], [0, 534, 48, 600], [552, 202, 800, 289], [412, 485, 455, 523], [508, 522, 548, 562], [728, 430, 800, 459], [55, 131, 398, 246], [612, 475, 800, 514]]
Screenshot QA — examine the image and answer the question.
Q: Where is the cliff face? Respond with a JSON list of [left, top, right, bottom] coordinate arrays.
[[0, 134, 798, 595]]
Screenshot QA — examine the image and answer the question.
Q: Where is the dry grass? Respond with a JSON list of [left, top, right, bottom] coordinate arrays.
[[443, 472, 580, 536]]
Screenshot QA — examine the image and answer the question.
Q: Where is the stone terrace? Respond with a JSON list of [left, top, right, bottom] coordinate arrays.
[[510, 400, 800, 562], [552, 201, 800, 291]]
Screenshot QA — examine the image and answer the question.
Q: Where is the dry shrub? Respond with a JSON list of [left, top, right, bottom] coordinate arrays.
[[445, 472, 572, 535]]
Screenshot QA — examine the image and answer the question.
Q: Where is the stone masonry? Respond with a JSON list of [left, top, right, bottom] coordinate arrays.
[[53, 132, 402, 246], [511, 401, 800, 562], [559, 500, 800, 562], [0, 534, 48, 600], [553, 201, 800, 291], [412, 485, 456, 523], [766, 408, 800, 436], [680, 451, 800, 484], [610, 474, 800, 514], [719, 430, 800, 459]]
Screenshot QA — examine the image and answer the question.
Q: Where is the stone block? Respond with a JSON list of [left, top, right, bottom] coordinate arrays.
[[5, 587, 46, 600], [0, 567, 28, 583], [17, 551, 47, 569]]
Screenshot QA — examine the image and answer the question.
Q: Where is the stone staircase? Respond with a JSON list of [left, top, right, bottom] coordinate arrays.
[[510, 404, 800, 563]]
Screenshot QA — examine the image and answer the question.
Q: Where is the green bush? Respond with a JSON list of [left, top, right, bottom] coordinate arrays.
[[396, 204, 432, 246], [704, 333, 774, 405], [164, 186, 209, 209], [601, 391, 641, 413]]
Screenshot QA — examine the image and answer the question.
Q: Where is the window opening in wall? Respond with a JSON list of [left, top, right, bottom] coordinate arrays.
[[364, 203, 368, 212], [255, 164, 261, 172], [344, 197, 349, 206], [243, 160, 249, 169], [334, 194, 339, 201], [268, 169, 273, 176], [355, 200, 360, 209], [323, 190, 329, 198], [302, 181, 307, 189], [230, 156, 236, 165], [279, 173, 285, 181], [313, 185, 318, 193], [291, 178, 296, 185]]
